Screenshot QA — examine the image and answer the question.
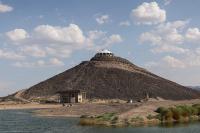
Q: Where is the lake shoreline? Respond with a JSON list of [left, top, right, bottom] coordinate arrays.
[[0, 103, 61, 110], [1, 99, 200, 127], [79, 102, 200, 127], [1, 109, 200, 133], [79, 115, 200, 128]]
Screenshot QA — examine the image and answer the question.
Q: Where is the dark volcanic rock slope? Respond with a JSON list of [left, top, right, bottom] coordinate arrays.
[[21, 54, 200, 100]]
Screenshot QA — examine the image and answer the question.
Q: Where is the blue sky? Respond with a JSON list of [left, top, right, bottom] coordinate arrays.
[[1, 0, 200, 96]]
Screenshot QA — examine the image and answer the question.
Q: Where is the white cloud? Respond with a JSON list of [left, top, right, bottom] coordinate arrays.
[[139, 20, 200, 69], [87, 30, 106, 40], [85, 30, 122, 50], [139, 20, 189, 54], [91, 34, 123, 50], [6, 29, 29, 42], [0, 3, 13, 13], [156, 20, 189, 34], [151, 45, 189, 54], [185, 28, 200, 42], [164, 0, 172, 5], [6, 24, 122, 52], [163, 56, 185, 68], [131, 2, 166, 25], [14, 60, 44, 68], [105, 34, 123, 45], [38, 15, 44, 19], [49, 58, 64, 66], [148, 51, 200, 69], [0, 49, 25, 60], [196, 47, 200, 55], [45, 47, 71, 58], [34, 24, 85, 44], [20, 45, 46, 57], [144, 61, 158, 68], [0, 81, 15, 97], [139, 32, 162, 45], [4, 23, 123, 67], [186, 53, 200, 67], [153, 21, 186, 45], [0, 83, 6, 89], [119, 21, 131, 26], [14, 58, 64, 68], [95, 14, 110, 25]]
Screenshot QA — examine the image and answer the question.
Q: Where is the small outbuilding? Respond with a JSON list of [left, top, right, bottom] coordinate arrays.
[[57, 90, 86, 103]]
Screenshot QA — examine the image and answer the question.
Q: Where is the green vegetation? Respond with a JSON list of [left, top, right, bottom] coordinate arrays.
[[96, 112, 116, 121], [80, 115, 89, 118], [131, 116, 144, 122], [155, 105, 200, 122], [147, 114, 156, 120], [79, 113, 118, 126], [111, 116, 119, 124], [80, 104, 200, 127]]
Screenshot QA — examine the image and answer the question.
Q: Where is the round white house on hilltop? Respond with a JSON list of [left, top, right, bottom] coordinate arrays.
[[95, 49, 114, 57]]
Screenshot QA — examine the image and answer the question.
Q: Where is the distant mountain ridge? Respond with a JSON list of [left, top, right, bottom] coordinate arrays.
[[188, 86, 200, 91]]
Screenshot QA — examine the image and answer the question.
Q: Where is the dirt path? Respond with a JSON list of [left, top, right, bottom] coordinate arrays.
[[14, 90, 30, 103]]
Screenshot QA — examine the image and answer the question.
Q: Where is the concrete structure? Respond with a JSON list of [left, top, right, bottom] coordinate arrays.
[[57, 90, 86, 103], [95, 49, 114, 57]]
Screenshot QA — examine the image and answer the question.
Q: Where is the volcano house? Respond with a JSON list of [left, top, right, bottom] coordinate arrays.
[[19, 49, 200, 103]]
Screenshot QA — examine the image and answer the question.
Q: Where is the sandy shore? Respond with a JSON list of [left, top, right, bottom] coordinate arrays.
[[34, 103, 139, 117], [33, 99, 200, 118], [0, 102, 61, 110], [1, 99, 200, 127], [1, 99, 200, 118]]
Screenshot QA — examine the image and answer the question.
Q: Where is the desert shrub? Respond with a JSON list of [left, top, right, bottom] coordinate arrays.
[[192, 104, 200, 108], [112, 116, 118, 121], [192, 104, 200, 115], [169, 107, 182, 121], [176, 105, 196, 117], [157, 108, 172, 121], [156, 107, 177, 121], [80, 115, 89, 118], [111, 116, 118, 124], [155, 114, 162, 120], [191, 107, 198, 115], [124, 118, 130, 125], [79, 118, 99, 126], [156, 104, 200, 122], [163, 109, 173, 121], [147, 114, 155, 120], [131, 116, 144, 122], [155, 107, 167, 113], [96, 113, 116, 121]]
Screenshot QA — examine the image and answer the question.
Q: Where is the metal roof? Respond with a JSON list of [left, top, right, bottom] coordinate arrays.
[[98, 49, 112, 54]]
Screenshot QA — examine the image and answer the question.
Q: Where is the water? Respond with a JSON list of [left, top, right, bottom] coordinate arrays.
[[0, 110, 200, 133]]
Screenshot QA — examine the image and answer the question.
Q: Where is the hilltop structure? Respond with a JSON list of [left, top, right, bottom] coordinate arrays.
[[17, 49, 200, 102], [95, 49, 114, 57]]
